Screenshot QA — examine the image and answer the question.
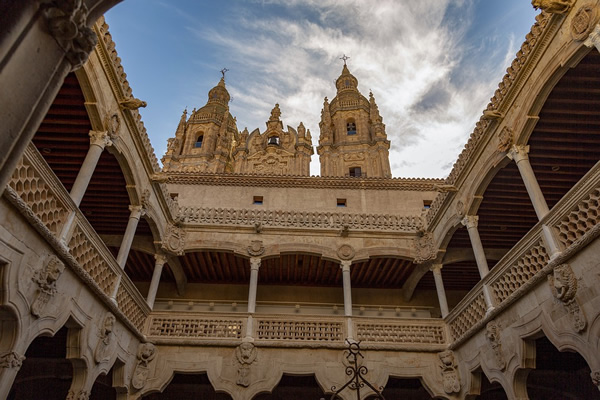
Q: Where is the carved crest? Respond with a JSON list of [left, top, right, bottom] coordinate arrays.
[[497, 126, 513, 152], [571, 5, 599, 41], [337, 244, 355, 261], [438, 350, 461, 394], [413, 232, 436, 264], [104, 113, 121, 138], [0, 351, 25, 370], [485, 320, 506, 371], [548, 264, 586, 332], [31, 255, 65, 317], [94, 313, 116, 363], [235, 342, 257, 387], [456, 200, 465, 218], [131, 343, 156, 390], [247, 240, 265, 257], [162, 224, 186, 255]]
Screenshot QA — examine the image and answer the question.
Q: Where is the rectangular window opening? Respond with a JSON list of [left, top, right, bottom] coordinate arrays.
[[253, 196, 263, 205], [423, 200, 432, 209], [337, 198, 347, 207]]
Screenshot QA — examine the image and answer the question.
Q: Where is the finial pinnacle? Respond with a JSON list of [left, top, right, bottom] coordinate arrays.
[[340, 54, 350, 65], [220, 68, 229, 79]]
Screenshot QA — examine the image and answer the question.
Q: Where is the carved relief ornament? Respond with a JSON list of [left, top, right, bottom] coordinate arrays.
[[42, 0, 97, 70], [0, 351, 25, 370], [131, 343, 156, 390], [31, 255, 65, 317], [247, 240, 265, 257], [337, 244, 355, 260], [235, 342, 257, 387], [66, 390, 90, 400], [413, 232, 436, 264], [497, 126, 514, 152], [94, 313, 116, 363], [162, 223, 186, 255], [531, 0, 575, 14], [571, 5, 599, 41], [485, 320, 506, 371], [438, 350, 461, 394], [548, 263, 586, 332]]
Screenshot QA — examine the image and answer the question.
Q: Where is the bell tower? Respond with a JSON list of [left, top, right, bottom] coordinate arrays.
[[317, 58, 391, 178], [162, 71, 238, 173]]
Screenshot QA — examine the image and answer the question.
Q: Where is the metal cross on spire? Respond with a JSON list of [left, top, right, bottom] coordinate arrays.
[[340, 54, 350, 65], [220, 68, 229, 79]]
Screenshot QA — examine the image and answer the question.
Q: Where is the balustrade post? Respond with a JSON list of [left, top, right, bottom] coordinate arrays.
[[116, 205, 145, 268], [146, 253, 167, 308], [462, 216, 495, 313], [431, 264, 449, 318]]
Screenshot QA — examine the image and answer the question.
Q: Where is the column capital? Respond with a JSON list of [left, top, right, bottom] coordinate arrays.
[[430, 264, 443, 273], [89, 130, 112, 148], [584, 24, 600, 51], [461, 215, 479, 229], [507, 144, 530, 163], [250, 257, 261, 271], [128, 205, 146, 218], [340, 260, 352, 272], [154, 252, 168, 266]]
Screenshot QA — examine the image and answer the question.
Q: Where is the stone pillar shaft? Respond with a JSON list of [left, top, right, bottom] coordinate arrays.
[[147, 254, 167, 308], [247, 258, 261, 314], [463, 216, 490, 278], [116, 206, 144, 268], [341, 261, 353, 317], [431, 264, 449, 318], [70, 131, 112, 207], [508, 145, 550, 220]]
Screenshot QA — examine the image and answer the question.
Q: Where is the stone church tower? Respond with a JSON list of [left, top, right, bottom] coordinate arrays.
[[161, 77, 238, 173], [232, 104, 313, 175], [317, 62, 391, 178]]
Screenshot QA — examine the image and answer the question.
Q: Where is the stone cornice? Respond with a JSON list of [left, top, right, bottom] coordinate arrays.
[[165, 172, 443, 191]]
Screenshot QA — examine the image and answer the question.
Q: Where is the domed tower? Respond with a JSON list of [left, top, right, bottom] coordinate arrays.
[[162, 75, 238, 173], [317, 60, 391, 178], [232, 104, 313, 175]]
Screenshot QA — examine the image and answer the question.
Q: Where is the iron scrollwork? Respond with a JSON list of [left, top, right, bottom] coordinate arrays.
[[328, 340, 385, 399]]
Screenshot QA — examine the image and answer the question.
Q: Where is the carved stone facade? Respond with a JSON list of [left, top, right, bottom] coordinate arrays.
[[317, 64, 392, 178]]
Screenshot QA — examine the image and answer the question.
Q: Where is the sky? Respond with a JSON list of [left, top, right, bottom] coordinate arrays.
[[104, 0, 538, 178]]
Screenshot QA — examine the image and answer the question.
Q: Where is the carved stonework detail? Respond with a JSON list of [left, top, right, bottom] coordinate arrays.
[[131, 343, 156, 390], [253, 222, 263, 234], [66, 390, 90, 400], [497, 126, 514, 152], [337, 244, 355, 260], [485, 320, 506, 371], [162, 224, 186, 255], [104, 113, 121, 138], [591, 371, 600, 389], [0, 351, 25, 370], [94, 313, 116, 364], [548, 263, 586, 332], [235, 342, 257, 387], [339, 224, 350, 237], [31, 255, 65, 317], [571, 6, 599, 40], [414, 232, 436, 264], [119, 97, 147, 110], [42, 0, 97, 70], [438, 350, 461, 394], [531, 0, 575, 14], [141, 189, 151, 210], [89, 130, 112, 148], [247, 240, 265, 257], [456, 200, 465, 218]]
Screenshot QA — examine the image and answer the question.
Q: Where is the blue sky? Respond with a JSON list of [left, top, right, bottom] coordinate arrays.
[[105, 0, 538, 178]]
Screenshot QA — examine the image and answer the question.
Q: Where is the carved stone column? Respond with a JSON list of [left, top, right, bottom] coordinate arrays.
[[431, 264, 449, 318], [70, 131, 113, 207], [507, 145, 550, 219], [116, 205, 145, 268], [584, 24, 600, 52], [462, 216, 495, 313], [147, 253, 167, 308], [247, 257, 261, 314], [341, 260, 354, 340]]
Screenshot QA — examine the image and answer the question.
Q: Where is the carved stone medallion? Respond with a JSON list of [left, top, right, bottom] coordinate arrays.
[[571, 5, 598, 40], [131, 343, 156, 390], [497, 126, 513, 152], [247, 240, 265, 257], [438, 350, 461, 394], [31, 255, 65, 317], [235, 342, 257, 387], [413, 232, 436, 264], [337, 244, 355, 261], [162, 224, 186, 255]]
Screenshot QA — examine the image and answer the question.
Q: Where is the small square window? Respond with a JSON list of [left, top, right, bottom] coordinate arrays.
[[253, 196, 263, 205], [337, 198, 347, 207], [423, 200, 432, 209]]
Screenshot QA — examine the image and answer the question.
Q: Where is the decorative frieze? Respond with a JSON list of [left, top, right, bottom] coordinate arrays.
[[235, 342, 257, 387], [31, 255, 65, 317], [485, 320, 506, 371], [42, 0, 97, 70], [438, 350, 461, 394], [179, 206, 423, 232], [131, 343, 156, 390], [0, 351, 25, 370], [548, 264, 586, 332], [256, 320, 342, 341]]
